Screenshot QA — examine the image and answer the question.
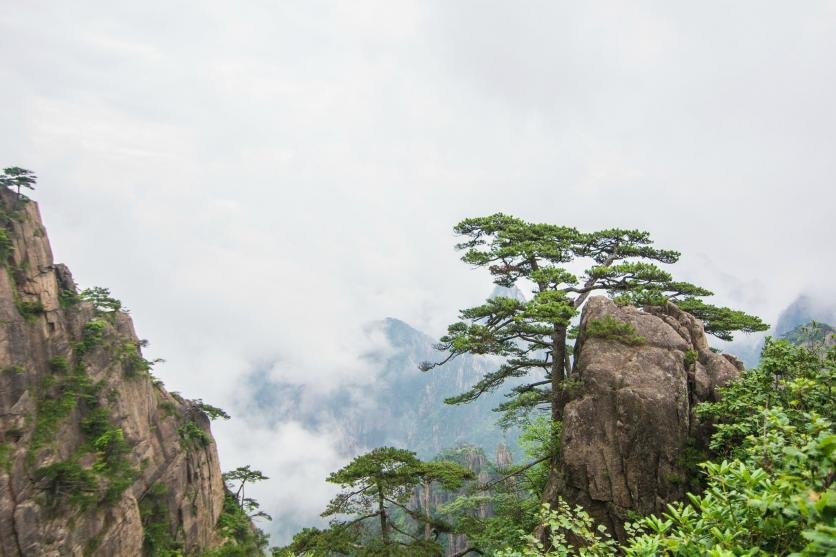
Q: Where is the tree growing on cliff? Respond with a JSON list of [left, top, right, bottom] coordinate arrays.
[[280, 447, 474, 556], [421, 213, 766, 424], [419, 214, 768, 505], [0, 166, 37, 198]]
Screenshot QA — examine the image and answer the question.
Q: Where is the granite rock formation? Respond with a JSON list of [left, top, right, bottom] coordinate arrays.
[[0, 190, 225, 556], [556, 296, 742, 539]]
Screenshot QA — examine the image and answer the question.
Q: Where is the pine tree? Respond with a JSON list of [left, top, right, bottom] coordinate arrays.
[[0, 166, 37, 198], [420, 214, 768, 507], [280, 447, 473, 556]]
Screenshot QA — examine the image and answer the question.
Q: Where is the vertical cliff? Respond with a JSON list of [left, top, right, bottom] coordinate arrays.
[[555, 296, 743, 540], [0, 190, 225, 556]]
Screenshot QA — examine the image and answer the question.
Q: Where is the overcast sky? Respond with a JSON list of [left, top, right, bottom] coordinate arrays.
[[2, 0, 835, 543]]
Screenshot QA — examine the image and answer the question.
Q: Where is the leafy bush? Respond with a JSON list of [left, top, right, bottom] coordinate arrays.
[[698, 338, 835, 459], [139, 482, 183, 556], [34, 460, 98, 509], [683, 349, 698, 368], [0, 228, 13, 263], [623, 412, 835, 556], [16, 299, 45, 320], [194, 399, 231, 421], [178, 420, 211, 449], [586, 315, 645, 346], [79, 286, 123, 314], [58, 288, 80, 309], [497, 500, 617, 556], [117, 341, 157, 378], [92, 427, 136, 503], [203, 492, 270, 556], [1, 364, 25, 374], [47, 355, 70, 373], [74, 318, 108, 355]]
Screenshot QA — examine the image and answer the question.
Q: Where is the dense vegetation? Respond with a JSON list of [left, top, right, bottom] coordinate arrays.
[[278, 215, 831, 556], [5, 173, 831, 555]]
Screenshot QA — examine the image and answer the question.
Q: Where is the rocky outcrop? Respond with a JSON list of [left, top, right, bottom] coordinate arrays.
[[0, 190, 225, 556], [556, 296, 742, 540]]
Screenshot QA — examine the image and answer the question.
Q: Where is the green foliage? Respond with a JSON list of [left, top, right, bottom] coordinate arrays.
[[15, 299, 45, 320], [202, 492, 270, 556], [194, 399, 231, 421], [117, 341, 161, 378], [48, 355, 70, 373], [673, 298, 770, 342], [92, 426, 136, 502], [423, 214, 766, 434], [178, 419, 211, 450], [76, 318, 108, 354], [0, 228, 13, 263], [30, 368, 99, 452], [0, 166, 37, 196], [618, 335, 836, 555], [497, 500, 618, 556], [281, 447, 474, 555], [139, 482, 183, 557], [1, 363, 25, 374], [34, 460, 99, 510], [58, 288, 81, 309], [202, 467, 272, 556], [698, 339, 835, 459], [439, 418, 559, 555], [586, 316, 645, 346], [623, 413, 835, 556], [683, 349, 698, 369], [80, 286, 124, 314]]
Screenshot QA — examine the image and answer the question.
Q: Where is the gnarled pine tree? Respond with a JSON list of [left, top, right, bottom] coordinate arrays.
[[420, 214, 767, 506], [281, 447, 474, 556]]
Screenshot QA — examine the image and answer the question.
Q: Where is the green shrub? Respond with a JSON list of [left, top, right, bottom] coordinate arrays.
[[58, 289, 80, 309], [92, 427, 136, 503], [118, 342, 152, 378], [178, 420, 211, 450], [16, 299, 45, 321], [74, 318, 108, 354], [203, 492, 270, 557], [683, 349, 698, 368], [496, 500, 617, 556], [0, 229, 13, 263], [80, 406, 111, 439], [48, 355, 70, 373], [194, 399, 231, 421], [79, 286, 123, 314], [586, 315, 645, 346], [34, 460, 98, 509], [139, 482, 183, 556], [158, 400, 179, 418], [1, 364, 25, 374]]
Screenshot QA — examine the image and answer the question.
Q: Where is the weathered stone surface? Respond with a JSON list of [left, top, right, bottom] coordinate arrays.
[[556, 296, 740, 539], [0, 191, 224, 556]]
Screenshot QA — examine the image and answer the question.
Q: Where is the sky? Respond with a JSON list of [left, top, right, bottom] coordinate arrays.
[[2, 0, 835, 544]]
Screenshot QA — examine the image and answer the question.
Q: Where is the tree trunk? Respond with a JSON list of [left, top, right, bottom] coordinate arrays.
[[538, 324, 568, 543], [377, 483, 389, 548], [550, 324, 567, 422], [422, 480, 432, 540]]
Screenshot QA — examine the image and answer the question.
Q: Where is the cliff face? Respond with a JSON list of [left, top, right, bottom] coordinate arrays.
[[556, 296, 742, 539], [0, 191, 224, 556]]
